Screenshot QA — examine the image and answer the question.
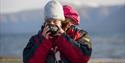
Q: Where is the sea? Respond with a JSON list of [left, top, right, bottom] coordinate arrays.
[[0, 33, 125, 59]]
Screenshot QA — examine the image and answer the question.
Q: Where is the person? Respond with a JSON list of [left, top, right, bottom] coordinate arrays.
[[62, 5, 92, 62], [23, 0, 92, 63]]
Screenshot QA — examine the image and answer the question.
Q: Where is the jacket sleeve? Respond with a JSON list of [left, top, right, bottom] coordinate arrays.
[[23, 35, 52, 63], [55, 31, 92, 63]]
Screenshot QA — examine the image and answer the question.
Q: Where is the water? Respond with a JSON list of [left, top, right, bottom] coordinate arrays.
[[0, 33, 32, 58], [0, 33, 125, 59], [91, 34, 125, 58]]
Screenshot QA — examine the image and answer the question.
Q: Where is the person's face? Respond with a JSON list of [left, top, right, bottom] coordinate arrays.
[[62, 18, 73, 27], [61, 18, 74, 31], [46, 19, 62, 27]]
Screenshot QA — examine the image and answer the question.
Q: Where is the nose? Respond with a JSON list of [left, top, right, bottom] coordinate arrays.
[[50, 21, 54, 25]]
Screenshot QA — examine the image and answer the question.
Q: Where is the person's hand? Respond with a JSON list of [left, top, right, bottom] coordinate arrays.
[[55, 25, 65, 36], [42, 26, 52, 39]]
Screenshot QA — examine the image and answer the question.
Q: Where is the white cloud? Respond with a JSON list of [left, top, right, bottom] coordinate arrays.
[[60, 0, 125, 7], [60, 0, 100, 7], [0, 0, 48, 14], [0, 0, 125, 14]]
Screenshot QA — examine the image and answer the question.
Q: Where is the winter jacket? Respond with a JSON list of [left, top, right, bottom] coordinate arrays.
[[23, 25, 92, 63]]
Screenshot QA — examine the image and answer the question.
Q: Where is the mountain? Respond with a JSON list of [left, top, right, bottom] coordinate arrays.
[[78, 5, 125, 36], [0, 5, 125, 58], [0, 5, 125, 35], [92, 7, 125, 34], [0, 10, 44, 34]]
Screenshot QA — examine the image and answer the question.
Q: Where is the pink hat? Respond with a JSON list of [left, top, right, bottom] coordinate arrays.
[[63, 5, 80, 25]]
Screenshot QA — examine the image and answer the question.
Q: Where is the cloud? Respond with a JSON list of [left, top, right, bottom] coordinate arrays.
[[0, 0, 125, 14], [0, 0, 47, 14], [60, 0, 125, 7], [60, 0, 100, 7]]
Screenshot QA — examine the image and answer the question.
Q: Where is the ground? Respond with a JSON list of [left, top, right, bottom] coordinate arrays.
[[0, 57, 125, 63]]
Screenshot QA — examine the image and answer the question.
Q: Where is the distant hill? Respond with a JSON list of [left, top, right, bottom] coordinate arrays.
[[0, 5, 125, 58], [78, 5, 125, 36], [0, 5, 125, 35], [0, 10, 43, 34]]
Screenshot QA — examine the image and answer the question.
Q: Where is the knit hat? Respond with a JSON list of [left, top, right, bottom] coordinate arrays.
[[44, 0, 65, 21], [63, 5, 80, 25]]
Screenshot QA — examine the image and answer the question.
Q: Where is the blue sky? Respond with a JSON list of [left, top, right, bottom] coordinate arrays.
[[0, 0, 125, 14]]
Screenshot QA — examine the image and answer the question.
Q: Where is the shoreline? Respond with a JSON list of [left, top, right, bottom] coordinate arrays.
[[0, 57, 125, 63], [89, 58, 125, 63]]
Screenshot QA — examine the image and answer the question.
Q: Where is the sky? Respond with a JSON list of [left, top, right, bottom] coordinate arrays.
[[0, 0, 125, 14]]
